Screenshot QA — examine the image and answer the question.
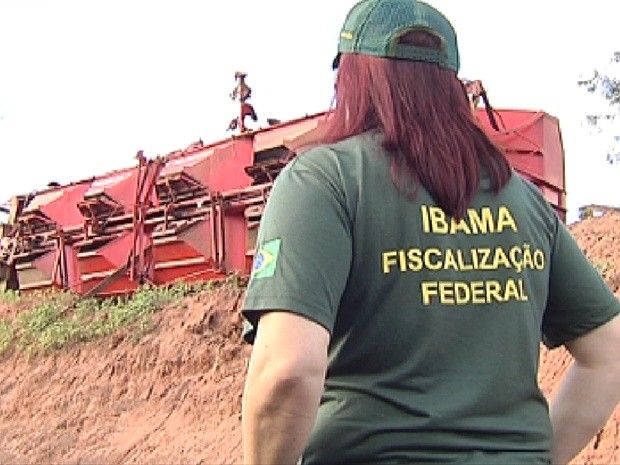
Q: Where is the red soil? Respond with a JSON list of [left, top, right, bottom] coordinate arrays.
[[541, 212, 620, 465], [0, 213, 619, 464], [0, 286, 250, 465]]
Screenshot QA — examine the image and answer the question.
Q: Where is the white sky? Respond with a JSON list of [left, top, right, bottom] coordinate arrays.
[[0, 0, 618, 223]]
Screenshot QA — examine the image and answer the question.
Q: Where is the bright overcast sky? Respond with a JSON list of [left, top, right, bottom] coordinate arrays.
[[0, 0, 619, 223]]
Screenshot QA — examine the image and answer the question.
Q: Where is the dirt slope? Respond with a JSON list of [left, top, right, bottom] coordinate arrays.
[[553, 212, 620, 465], [0, 285, 250, 465], [569, 212, 620, 299], [0, 213, 619, 464]]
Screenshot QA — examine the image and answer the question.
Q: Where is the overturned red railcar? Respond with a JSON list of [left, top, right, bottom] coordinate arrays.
[[0, 108, 566, 297]]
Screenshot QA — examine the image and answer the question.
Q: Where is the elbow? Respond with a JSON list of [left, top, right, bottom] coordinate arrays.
[[571, 359, 620, 405], [244, 359, 326, 413], [258, 359, 327, 395], [248, 345, 328, 390], [573, 352, 620, 381], [259, 371, 313, 406]]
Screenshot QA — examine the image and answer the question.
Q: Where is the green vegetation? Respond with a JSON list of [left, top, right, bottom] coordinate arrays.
[[593, 261, 613, 276], [0, 276, 242, 358], [0, 320, 13, 355], [0, 289, 20, 304]]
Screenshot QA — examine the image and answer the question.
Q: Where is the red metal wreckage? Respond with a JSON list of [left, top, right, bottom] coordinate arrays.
[[0, 76, 566, 297]]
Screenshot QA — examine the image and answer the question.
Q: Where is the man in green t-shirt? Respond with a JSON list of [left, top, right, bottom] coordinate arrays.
[[241, 1, 620, 464]]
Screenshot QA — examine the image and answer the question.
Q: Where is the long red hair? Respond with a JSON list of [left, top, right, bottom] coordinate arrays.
[[320, 31, 511, 219]]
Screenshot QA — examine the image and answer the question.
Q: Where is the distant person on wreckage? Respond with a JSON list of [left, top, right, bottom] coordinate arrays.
[[240, 0, 620, 464]]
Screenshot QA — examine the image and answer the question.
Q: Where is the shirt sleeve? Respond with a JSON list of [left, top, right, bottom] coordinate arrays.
[[242, 148, 353, 344], [542, 218, 620, 348]]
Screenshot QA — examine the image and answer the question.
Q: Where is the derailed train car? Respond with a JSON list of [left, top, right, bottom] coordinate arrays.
[[0, 105, 566, 297]]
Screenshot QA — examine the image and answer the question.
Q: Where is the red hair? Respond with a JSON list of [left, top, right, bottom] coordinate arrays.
[[320, 31, 511, 219]]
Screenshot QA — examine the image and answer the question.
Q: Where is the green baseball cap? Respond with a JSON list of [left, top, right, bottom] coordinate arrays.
[[332, 0, 460, 72]]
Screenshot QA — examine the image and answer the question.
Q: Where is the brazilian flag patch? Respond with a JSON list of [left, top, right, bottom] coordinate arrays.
[[252, 238, 281, 279]]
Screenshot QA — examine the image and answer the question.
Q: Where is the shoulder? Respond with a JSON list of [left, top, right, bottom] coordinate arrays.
[[289, 131, 384, 180], [275, 132, 382, 219], [296, 131, 382, 164], [512, 174, 546, 198], [510, 174, 558, 216], [505, 172, 560, 241]]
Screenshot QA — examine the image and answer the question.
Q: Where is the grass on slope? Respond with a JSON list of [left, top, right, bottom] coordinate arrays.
[[0, 277, 241, 357]]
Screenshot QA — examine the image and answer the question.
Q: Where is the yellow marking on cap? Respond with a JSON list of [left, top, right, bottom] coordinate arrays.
[[340, 31, 354, 40]]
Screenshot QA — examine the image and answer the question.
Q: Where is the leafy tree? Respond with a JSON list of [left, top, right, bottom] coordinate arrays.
[[578, 52, 620, 164]]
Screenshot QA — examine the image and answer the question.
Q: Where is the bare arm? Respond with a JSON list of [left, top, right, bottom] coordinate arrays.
[[242, 311, 329, 465], [550, 314, 620, 465]]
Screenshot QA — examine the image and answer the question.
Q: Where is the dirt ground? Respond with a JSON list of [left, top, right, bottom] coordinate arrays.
[[0, 286, 250, 465], [0, 213, 619, 464]]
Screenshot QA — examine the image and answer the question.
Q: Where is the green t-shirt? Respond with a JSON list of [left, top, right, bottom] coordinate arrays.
[[242, 131, 620, 465]]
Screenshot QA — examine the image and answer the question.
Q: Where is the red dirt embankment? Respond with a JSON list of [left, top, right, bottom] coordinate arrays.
[[540, 212, 620, 465], [0, 286, 250, 465], [0, 213, 619, 464]]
